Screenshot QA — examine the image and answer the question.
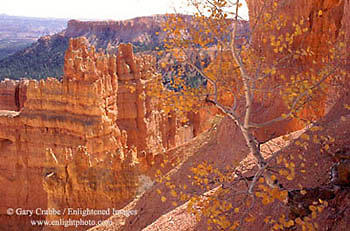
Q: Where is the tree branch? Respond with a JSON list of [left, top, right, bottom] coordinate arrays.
[[249, 67, 336, 128]]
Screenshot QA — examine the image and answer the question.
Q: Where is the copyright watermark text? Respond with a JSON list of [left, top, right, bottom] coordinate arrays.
[[6, 207, 137, 217]]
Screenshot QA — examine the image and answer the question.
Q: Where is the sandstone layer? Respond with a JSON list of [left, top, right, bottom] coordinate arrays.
[[0, 37, 128, 231], [246, 0, 350, 71], [245, 0, 350, 140], [89, 1, 350, 230], [0, 37, 203, 231], [65, 17, 163, 45], [89, 80, 350, 231], [0, 79, 27, 111]]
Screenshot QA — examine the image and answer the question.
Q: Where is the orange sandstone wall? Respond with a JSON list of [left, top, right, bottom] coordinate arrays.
[[0, 37, 205, 230], [0, 38, 130, 231], [115, 43, 195, 161], [247, 0, 347, 59], [245, 0, 350, 141], [0, 79, 27, 111], [64, 17, 163, 44]]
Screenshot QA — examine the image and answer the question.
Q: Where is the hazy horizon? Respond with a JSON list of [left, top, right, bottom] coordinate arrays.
[[0, 0, 248, 21]]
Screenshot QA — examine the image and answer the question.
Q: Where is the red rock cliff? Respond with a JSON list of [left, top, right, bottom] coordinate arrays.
[[0, 37, 204, 231], [247, 0, 349, 57], [0, 37, 129, 231], [65, 17, 164, 44], [244, 0, 350, 140], [0, 79, 27, 111], [115, 43, 195, 162]]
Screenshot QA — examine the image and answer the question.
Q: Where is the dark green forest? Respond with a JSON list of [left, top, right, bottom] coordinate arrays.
[[0, 35, 68, 80]]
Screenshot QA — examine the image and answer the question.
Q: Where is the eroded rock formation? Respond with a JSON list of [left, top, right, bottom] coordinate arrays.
[[116, 43, 195, 161], [0, 37, 204, 231], [88, 1, 350, 230], [65, 17, 164, 46], [246, 0, 350, 71], [0, 79, 27, 111], [42, 146, 138, 231], [0, 37, 128, 231], [243, 0, 350, 141]]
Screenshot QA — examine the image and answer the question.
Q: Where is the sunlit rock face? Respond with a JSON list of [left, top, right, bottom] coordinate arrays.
[[115, 43, 197, 163], [64, 17, 164, 46], [244, 0, 350, 141], [85, 2, 350, 231], [246, 0, 349, 58], [0, 37, 127, 231], [0, 37, 210, 230], [0, 79, 27, 111]]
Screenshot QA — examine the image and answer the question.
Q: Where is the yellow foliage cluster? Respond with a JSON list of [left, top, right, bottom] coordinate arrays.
[[264, 215, 294, 230], [148, 0, 349, 230], [256, 180, 288, 205], [146, 68, 206, 121], [292, 199, 328, 231], [275, 156, 296, 181]]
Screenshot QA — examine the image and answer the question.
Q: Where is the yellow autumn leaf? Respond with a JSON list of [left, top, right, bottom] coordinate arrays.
[[300, 134, 310, 141], [324, 144, 329, 151], [170, 189, 177, 197]]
